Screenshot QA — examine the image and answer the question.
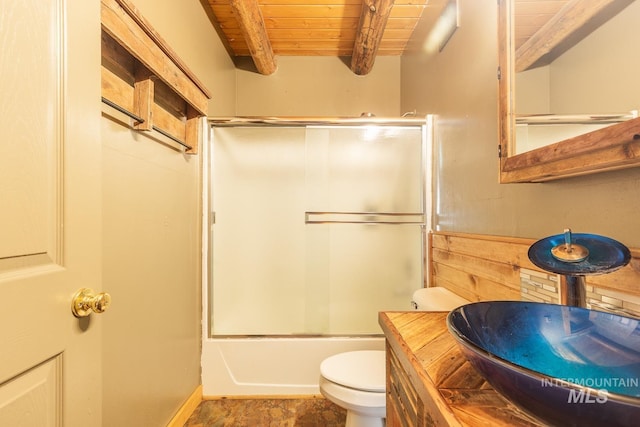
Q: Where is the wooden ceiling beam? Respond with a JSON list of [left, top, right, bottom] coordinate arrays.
[[350, 0, 395, 75], [515, 0, 633, 72], [230, 0, 277, 75]]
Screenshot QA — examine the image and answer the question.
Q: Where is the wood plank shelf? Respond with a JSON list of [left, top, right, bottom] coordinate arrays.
[[379, 311, 545, 426], [101, 0, 211, 154]]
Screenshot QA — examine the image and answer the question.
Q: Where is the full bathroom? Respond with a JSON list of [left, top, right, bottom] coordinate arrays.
[[3, 0, 640, 426]]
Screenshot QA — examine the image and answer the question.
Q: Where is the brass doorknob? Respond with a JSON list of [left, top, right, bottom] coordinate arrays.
[[71, 288, 112, 318]]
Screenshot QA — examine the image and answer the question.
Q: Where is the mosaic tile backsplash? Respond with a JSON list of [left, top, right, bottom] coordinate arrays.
[[520, 268, 640, 319], [520, 268, 559, 304]]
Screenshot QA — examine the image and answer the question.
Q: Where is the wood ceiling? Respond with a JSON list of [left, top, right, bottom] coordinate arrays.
[[201, 0, 632, 76], [203, 0, 432, 75]]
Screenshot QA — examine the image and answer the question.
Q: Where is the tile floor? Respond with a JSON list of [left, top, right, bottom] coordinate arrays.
[[183, 397, 347, 427]]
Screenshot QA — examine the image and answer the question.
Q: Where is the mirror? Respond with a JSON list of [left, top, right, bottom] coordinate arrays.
[[498, 0, 640, 183]]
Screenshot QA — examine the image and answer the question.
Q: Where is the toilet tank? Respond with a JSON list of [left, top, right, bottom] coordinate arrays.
[[411, 287, 470, 311]]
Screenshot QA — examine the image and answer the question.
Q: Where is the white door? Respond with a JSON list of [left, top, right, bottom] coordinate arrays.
[[0, 0, 102, 426]]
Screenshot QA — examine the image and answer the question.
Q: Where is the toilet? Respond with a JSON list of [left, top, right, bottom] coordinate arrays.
[[320, 350, 386, 427], [410, 286, 471, 311], [318, 287, 469, 427]]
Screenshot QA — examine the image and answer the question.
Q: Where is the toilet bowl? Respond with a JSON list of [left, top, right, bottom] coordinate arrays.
[[319, 287, 470, 427], [319, 350, 386, 427]]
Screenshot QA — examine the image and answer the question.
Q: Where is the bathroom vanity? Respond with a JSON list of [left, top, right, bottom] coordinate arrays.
[[379, 311, 544, 426]]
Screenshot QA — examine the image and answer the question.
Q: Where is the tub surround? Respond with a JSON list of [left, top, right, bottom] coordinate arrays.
[[201, 337, 385, 396], [379, 311, 543, 426]]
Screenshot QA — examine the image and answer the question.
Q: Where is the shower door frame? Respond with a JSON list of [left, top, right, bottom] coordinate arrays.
[[203, 115, 435, 339]]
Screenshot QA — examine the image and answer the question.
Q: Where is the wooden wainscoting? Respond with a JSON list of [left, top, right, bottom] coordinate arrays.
[[430, 231, 640, 302]]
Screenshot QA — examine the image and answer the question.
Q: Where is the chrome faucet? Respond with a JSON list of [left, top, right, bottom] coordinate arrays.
[[528, 229, 631, 308]]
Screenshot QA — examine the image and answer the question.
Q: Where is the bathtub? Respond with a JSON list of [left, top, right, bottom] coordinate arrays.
[[201, 336, 385, 396]]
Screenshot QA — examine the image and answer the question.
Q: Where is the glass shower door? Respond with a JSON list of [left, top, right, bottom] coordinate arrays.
[[304, 126, 425, 334], [210, 124, 426, 336], [210, 127, 308, 335]]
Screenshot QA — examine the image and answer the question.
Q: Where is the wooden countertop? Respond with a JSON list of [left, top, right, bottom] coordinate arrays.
[[379, 311, 545, 426]]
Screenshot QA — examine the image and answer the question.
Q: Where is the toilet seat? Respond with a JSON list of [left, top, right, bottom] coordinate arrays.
[[319, 375, 386, 412], [320, 350, 385, 392]]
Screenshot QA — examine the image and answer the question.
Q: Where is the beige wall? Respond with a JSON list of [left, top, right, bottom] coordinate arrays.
[[101, 0, 235, 425], [235, 56, 401, 117], [401, 0, 640, 248], [550, 1, 640, 114]]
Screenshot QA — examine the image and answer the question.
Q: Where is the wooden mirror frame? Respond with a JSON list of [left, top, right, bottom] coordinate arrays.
[[498, 0, 640, 183]]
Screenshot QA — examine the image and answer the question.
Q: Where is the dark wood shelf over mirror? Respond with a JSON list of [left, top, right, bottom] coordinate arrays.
[[498, 0, 640, 183]]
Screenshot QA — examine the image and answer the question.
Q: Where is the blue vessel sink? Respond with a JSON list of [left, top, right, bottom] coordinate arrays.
[[447, 301, 640, 427]]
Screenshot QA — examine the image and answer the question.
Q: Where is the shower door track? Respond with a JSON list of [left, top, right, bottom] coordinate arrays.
[[208, 116, 428, 127]]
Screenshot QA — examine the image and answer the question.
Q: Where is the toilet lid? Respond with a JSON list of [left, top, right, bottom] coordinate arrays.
[[320, 350, 386, 392]]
